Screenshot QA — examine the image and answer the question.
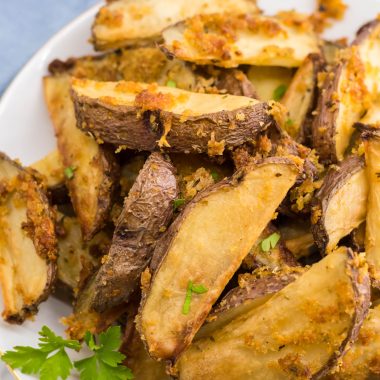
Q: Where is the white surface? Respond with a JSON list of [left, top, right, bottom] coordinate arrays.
[[1, 0, 380, 378]]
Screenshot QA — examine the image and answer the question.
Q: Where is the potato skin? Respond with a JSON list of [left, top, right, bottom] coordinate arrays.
[[0, 153, 57, 323], [71, 82, 273, 155], [311, 155, 366, 253], [89, 152, 178, 313]]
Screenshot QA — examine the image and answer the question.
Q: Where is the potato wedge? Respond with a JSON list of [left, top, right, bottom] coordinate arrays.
[[71, 78, 275, 155], [91, 0, 259, 51], [30, 149, 65, 188], [196, 268, 304, 340], [361, 125, 380, 286], [312, 48, 368, 163], [327, 305, 380, 380], [0, 153, 57, 323], [138, 157, 300, 360], [353, 19, 380, 98], [57, 215, 111, 293], [161, 13, 320, 68], [281, 53, 324, 143], [44, 75, 119, 240], [176, 248, 370, 379], [311, 155, 368, 253], [89, 152, 178, 312]]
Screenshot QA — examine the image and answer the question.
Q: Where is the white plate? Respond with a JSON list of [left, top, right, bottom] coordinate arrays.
[[1, 1, 380, 378]]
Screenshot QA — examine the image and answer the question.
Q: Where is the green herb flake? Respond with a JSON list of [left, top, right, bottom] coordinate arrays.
[[211, 171, 219, 181], [64, 166, 76, 180], [166, 79, 177, 88], [182, 281, 208, 315], [261, 232, 281, 252], [273, 84, 287, 101], [173, 198, 186, 211], [285, 118, 294, 127]]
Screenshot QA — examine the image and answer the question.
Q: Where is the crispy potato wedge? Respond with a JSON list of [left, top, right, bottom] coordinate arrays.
[[0, 153, 57, 323], [91, 0, 259, 51], [243, 223, 298, 271], [326, 305, 380, 380], [138, 157, 300, 360], [71, 78, 275, 155], [89, 152, 178, 312], [57, 215, 111, 293], [311, 155, 368, 253], [44, 75, 119, 240], [196, 268, 304, 340], [311, 48, 368, 163], [281, 53, 324, 143], [50, 47, 256, 97], [161, 13, 320, 68], [246, 66, 294, 101], [354, 19, 380, 98], [30, 150, 65, 188], [361, 125, 380, 286], [176, 248, 370, 379]]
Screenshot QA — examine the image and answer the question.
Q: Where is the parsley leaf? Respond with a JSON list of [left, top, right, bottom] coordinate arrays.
[[261, 232, 281, 252], [64, 166, 76, 180], [1, 326, 81, 379], [273, 84, 287, 101], [166, 79, 177, 88], [182, 280, 208, 315], [74, 326, 134, 380], [173, 198, 186, 211], [211, 171, 219, 181]]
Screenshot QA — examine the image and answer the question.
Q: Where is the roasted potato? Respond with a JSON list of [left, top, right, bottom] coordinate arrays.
[[0, 153, 57, 323], [176, 248, 370, 379], [311, 155, 368, 253], [281, 53, 324, 144], [71, 78, 275, 155], [44, 75, 120, 240], [91, 0, 259, 51], [161, 13, 320, 68], [88, 152, 178, 313], [139, 157, 300, 360]]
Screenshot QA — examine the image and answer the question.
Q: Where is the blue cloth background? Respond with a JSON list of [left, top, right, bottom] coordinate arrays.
[[0, 0, 99, 94]]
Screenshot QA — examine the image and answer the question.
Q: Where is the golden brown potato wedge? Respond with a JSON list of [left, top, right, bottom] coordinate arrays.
[[138, 157, 300, 360], [361, 125, 380, 286], [176, 247, 370, 379], [44, 75, 120, 240], [71, 78, 275, 155], [91, 0, 259, 51], [246, 66, 294, 102], [281, 53, 324, 143], [312, 47, 368, 163], [326, 305, 380, 380], [88, 152, 178, 313], [311, 155, 368, 253], [56, 215, 111, 294], [0, 153, 57, 323], [196, 268, 304, 340], [30, 150, 65, 188], [161, 13, 320, 68]]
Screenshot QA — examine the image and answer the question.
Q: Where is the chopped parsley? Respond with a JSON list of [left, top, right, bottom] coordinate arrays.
[[64, 166, 76, 180], [261, 232, 281, 252], [285, 118, 294, 127], [273, 84, 287, 101], [182, 280, 208, 315], [173, 198, 186, 211], [211, 171, 219, 181], [166, 79, 177, 88]]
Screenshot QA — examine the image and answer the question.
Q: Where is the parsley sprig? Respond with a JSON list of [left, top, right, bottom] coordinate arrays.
[[1, 326, 133, 380], [261, 232, 281, 252], [273, 84, 287, 101], [182, 280, 208, 315]]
